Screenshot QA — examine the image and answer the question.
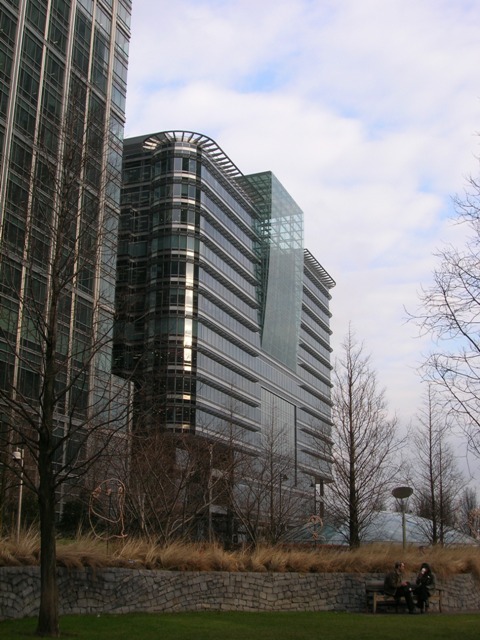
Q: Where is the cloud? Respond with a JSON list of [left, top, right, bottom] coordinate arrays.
[[125, 0, 480, 470]]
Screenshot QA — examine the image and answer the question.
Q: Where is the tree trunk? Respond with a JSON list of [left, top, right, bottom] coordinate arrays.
[[36, 290, 59, 637], [36, 447, 59, 637]]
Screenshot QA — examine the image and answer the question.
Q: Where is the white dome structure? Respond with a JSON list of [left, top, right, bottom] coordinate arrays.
[[285, 511, 479, 546]]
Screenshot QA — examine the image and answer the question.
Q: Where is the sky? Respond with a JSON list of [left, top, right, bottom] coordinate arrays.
[[123, 0, 480, 478]]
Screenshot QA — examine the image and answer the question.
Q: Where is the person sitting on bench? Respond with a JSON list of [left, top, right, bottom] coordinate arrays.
[[414, 562, 436, 613], [383, 561, 415, 614]]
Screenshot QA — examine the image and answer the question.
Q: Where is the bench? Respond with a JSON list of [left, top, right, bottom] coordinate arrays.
[[365, 580, 443, 614]]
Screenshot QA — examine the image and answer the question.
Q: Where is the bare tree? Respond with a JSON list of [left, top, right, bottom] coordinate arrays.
[[108, 387, 251, 545], [409, 385, 464, 544], [325, 327, 402, 547], [231, 412, 312, 546], [414, 174, 480, 457], [0, 86, 130, 636], [455, 487, 479, 539], [114, 429, 236, 544]]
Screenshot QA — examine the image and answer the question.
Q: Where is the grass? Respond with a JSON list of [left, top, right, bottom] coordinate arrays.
[[1, 611, 480, 640], [1, 531, 480, 578]]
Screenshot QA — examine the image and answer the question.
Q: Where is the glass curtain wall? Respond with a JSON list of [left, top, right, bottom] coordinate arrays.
[[243, 172, 304, 371], [0, 0, 132, 511]]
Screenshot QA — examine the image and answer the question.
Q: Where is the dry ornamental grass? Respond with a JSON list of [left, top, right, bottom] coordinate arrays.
[[1, 531, 480, 578]]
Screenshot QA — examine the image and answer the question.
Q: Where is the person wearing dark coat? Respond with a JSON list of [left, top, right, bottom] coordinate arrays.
[[414, 562, 436, 613], [383, 561, 415, 613]]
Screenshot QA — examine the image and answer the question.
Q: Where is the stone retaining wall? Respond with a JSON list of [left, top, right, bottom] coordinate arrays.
[[1, 567, 479, 620]]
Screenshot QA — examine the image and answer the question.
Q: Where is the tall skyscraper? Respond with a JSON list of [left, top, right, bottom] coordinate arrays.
[[0, 0, 132, 512], [114, 131, 334, 537]]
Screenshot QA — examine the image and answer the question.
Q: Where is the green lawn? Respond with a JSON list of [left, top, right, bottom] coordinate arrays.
[[1, 611, 480, 640]]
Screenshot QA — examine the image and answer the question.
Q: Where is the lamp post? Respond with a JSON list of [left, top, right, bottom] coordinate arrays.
[[12, 448, 24, 542], [392, 486, 413, 550]]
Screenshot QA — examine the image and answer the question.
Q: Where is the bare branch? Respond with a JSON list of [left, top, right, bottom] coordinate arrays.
[[411, 169, 480, 456], [325, 326, 405, 547]]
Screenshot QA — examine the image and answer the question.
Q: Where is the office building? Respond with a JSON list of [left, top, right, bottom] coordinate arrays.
[[0, 0, 132, 513], [114, 131, 334, 537]]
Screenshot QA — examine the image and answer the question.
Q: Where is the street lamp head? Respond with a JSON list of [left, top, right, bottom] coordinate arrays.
[[12, 449, 23, 462], [392, 486, 413, 551], [392, 486, 413, 500]]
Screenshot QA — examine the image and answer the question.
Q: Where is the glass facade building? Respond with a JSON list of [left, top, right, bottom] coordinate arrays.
[[0, 0, 132, 505], [114, 130, 335, 515]]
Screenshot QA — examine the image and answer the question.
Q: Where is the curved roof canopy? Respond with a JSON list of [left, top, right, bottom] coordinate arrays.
[[141, 130, 244, 180]]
